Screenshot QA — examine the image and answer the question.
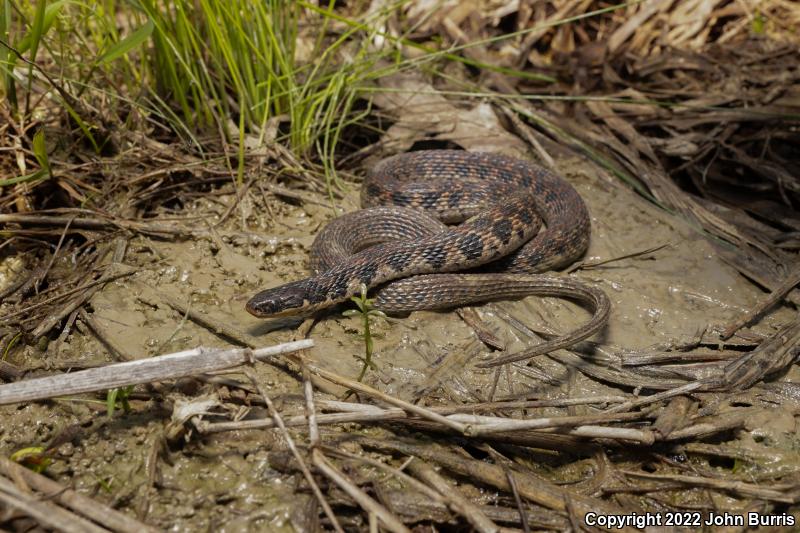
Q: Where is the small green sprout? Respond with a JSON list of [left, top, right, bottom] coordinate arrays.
[[0, 130, 53, 188], [751, 11, 767, 34], [106, 385, 135, 418], [10, 446, 52, 473], [96, 476, 114, 493], [342, 283, 386, 382]]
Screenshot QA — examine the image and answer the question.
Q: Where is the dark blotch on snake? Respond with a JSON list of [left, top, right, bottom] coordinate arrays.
[[364, 182, 382, 199], [391, 190, 408, 206], [424, 243, 448, 269], [457, 233, 484, 261], [491, 219, 513, 245], [326, 276, 349, 301], [358, 263, 379, 286], [447, 189, 464, 208], [305, 280, 329, 304], [420, 194, 438, 209], [470, 216, 492, 231], [518, 208, 534, 226], [386, 250, 414, 272]]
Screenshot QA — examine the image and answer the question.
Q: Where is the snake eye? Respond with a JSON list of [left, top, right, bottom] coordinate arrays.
[[246, 282, 309, 318]]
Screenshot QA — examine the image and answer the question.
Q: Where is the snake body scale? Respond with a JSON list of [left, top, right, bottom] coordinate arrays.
[[246, 150, 610, 367]]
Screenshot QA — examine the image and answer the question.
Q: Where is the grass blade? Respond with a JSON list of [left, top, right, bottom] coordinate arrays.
[[0, 168, 48, 187], [97, 18, 153, 65], [15, 0, 70, 55], [31, 128, 50, 176], [0, 0, 14, 108], [23, 0, 47, 115]]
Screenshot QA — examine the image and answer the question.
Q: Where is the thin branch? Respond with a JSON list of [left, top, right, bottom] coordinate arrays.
[[0, 340, 313, 405], [0, 458, 157, 533], [720, 265, 800, 339], [243, 369, 343, 533], [311, 450, 411, 533], [304, 362, 468, 433], [407, 459, 500, 533]]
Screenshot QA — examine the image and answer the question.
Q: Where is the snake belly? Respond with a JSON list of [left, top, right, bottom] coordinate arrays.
[[246, 150, 609, 365]]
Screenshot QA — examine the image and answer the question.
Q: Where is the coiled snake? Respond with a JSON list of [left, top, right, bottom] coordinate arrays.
[[246, 150, 610, 367]]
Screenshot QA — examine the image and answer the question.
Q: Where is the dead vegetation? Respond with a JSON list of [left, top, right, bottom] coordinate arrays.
[[1, 1, 799, 531]]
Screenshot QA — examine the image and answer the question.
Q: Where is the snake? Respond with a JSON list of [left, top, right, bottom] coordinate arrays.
[[246, 150, 610, 367]]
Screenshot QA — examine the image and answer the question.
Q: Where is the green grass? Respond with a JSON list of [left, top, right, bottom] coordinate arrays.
[[10, 446, 52, 473], [113, 0, 394, 164], [1, 0, 397, 186], [0, 0, 641, 191], [106, 385, 134, 418]]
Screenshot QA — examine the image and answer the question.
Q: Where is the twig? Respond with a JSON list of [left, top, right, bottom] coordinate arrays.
[[311, 450, 411, 533], [36, 216, 75, 294], [621, 470, 796, 503], [304, 363, 469, 433], [566, 425, 655, 444], [720, 265, 800, 339], [505, 469, 531, 533], [660, 410, 750, 441], [502, 106, 555, 167], [263, 182, 334, 208], [0, 38, 84, 112], [367, 482, 567, 529], [79, 309, 132, 361], [407, 459, 499, 533], [197, 409, 401, 433], [454, 410, 649, 436], [321, 446, 446, 505], [303, 366, 320, 447], [0, 213, 298, 244], [0, 458, 156, 533], [243, 369, 343, 533], [716, 317, 800, 390], [605, 381, 705, 413], [0, 475, 107, 533], [0, 213, 187, 237], [0, 266, 136, 323], [569, 243, 670, 272], [0, 340, 313, 405], [456, 307, 505, 350], [197, 397, 635, 435], [321, 396, 629, 411], [137, 293, 259, 348]]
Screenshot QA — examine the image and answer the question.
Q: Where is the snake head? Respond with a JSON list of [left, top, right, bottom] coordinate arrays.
[[246, 280, 312, 318]]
